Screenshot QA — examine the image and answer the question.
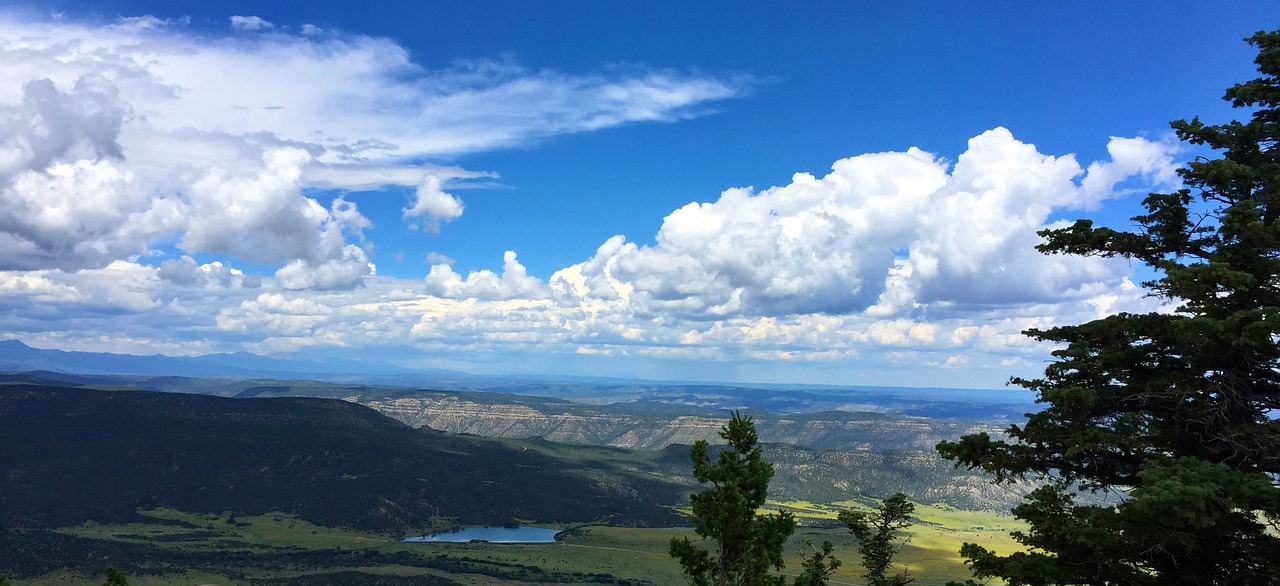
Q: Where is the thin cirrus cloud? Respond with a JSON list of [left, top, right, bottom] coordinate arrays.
[[0, 13, 747, 282]]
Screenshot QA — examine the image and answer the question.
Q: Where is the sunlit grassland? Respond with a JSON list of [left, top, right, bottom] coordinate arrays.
[[768, 499, 1026, 585], [22, 502, 1027, 585]]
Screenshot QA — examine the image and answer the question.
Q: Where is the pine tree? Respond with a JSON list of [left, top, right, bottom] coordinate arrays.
[[104, 566, 128, 586], [937, 29, 1280, 585], [793, 540, 840, 586], [670, 411, 797, 586], [839, 493, 915, 586]]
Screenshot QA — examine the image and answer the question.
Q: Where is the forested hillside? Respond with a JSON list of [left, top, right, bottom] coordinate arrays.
[[0, 384, 685, 534]]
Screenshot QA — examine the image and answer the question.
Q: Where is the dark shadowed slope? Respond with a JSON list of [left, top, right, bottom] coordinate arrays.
[[0, 384, 684, 534]]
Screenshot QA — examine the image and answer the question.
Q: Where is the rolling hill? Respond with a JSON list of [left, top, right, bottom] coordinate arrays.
[[0, 383, 686, 535]]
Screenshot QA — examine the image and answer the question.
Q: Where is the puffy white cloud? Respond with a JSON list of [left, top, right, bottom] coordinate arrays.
[[425, 251, 549, 300], [0, 122, 1181, 386], [0, 13, 743, 285], [374, 128, 1178, 382], [275, 245, 374, 291], [1079, 135, 1182, 203], [218, 292, 333, 336], [0, 10, 1190, 384], [404, 175, 464, 233], [0, 77, 178, 270], [547, 128, 1179, 321], [158, 256, 254, 289]]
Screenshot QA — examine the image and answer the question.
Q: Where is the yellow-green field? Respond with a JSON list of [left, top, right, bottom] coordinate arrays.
[[21, 502, 1025, 585]]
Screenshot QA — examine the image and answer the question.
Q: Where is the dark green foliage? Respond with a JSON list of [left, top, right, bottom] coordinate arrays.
[[938, 29, 1280, 585], [792, 540, 840, 586], [249, 571, 462, 585], [0, 528, 647, 584], [670, 411, 797, 586], [0, 384, 684, 535], [103, 566, 128, 586], [839, 493, 915, 586]]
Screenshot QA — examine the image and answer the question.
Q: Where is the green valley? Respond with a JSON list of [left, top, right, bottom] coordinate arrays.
[[0, 374, 1029, 584]]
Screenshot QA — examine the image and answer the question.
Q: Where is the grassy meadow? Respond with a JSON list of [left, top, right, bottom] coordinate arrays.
[[9, 502, 1025, 585]]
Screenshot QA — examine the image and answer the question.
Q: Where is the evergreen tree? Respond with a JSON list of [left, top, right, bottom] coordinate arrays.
[[104, 566, 128, 586], [839, 493, 915, 586], [670, 411, 797, 586], [793, 540, 840, 586], [937, 30, 1280, 585]]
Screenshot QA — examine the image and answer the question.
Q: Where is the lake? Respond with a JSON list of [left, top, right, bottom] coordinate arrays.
[[402, 526, 563, 544]]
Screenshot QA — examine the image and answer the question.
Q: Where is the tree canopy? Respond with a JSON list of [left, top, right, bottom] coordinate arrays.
[[670, 411, 797, 586], [938, 29, 1280, 585], [840, 493, 915, 586], [104, 566, 128, 586]]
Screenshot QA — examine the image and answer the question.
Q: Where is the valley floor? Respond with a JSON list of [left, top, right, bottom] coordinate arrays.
[[3, 505, 1024, 585]]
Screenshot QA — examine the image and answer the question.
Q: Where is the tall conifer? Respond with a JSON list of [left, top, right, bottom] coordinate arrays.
[[671, 411, 797, 586], [939, 30, 1280, 585]]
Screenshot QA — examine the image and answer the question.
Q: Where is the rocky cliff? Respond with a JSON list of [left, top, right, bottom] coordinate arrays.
[[353, 392, 1003, 451]]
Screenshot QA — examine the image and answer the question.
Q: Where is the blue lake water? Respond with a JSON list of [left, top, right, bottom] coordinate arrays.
[[402, 526, 562, 544]]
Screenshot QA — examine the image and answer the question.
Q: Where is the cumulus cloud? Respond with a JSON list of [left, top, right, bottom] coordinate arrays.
[[547, 128, 1180, 320], [296, 127, 1175, 384], [275, 245, 374, 290], [158, 256, 254, 289], [218, 292, 333, 336], [0, 13, 744, 285], [0, 76, 175, 270], [425, 251, 549, 300], [404, 175, 464, 232], [0, 12, 1189, 383]]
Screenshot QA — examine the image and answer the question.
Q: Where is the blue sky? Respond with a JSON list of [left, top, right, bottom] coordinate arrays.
[[0, 3, 1274, 387]]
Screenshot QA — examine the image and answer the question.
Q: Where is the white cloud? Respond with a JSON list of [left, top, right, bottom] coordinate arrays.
[[0, 76, 177, 270], [0, 125, 1178, 386], [229, 15, 273, 31], [0, 11, 1189, 384], [373, 128, 1176, 381], [426, 252, 456, 266], [275, 245, 374, 290], [0, 13, 744, 286], [547, 128, 1180, 320], [218, 292, 333, 336], [158, 256, 252, 289], [404, 175, 464, 233], [0, 15, 744, 164], [425, 251, 549, 300]]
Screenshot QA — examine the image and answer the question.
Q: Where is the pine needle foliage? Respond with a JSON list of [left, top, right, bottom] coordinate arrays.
[[938, 29, 1280, 585], [671, 411, 797, 586]]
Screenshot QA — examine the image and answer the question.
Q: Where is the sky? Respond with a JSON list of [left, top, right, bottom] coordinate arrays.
[[0, 2, 1275, 388]]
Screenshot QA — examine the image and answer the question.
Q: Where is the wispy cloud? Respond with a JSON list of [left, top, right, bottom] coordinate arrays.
[[0, 13, 746, 284]]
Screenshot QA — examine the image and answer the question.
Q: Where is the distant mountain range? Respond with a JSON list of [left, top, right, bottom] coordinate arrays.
[[0, 339, 1037, 418], [0, 339, 451, 378]]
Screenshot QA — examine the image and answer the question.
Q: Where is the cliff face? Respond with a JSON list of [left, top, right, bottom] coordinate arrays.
[[350, 390, 1028, 511], [354, 393, 1003, 451]]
